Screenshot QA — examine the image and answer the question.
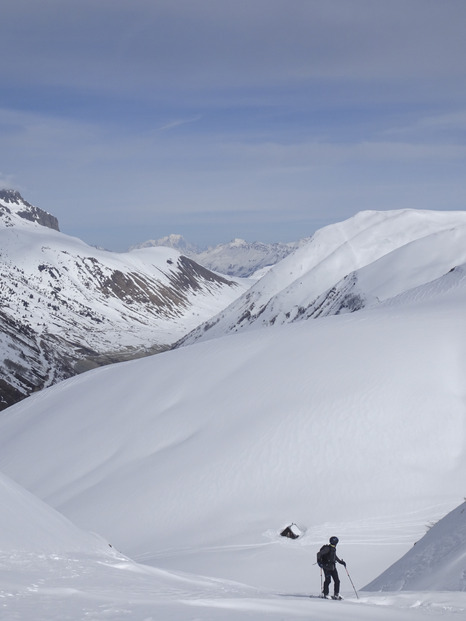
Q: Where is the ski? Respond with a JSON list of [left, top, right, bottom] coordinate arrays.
[[310, 594, 343, 600]]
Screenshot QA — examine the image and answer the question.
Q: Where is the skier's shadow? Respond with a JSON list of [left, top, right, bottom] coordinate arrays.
[[277, 593, 321, 599]]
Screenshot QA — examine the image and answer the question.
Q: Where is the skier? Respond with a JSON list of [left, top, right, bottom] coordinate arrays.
[[316, 536, 346, 599]]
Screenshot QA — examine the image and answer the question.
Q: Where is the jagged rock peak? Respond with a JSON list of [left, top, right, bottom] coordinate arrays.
[[0, 189, 60, 231], [0, 189, 33, 207]]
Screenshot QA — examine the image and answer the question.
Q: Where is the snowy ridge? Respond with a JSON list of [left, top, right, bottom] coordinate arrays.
[[295, 224, 466, 322], [0, 469, 109, 555], [364, 501, 466, 591], [178, 209, 466, 346], [1, 277, 466, 588], [0, 192, 247, 408]]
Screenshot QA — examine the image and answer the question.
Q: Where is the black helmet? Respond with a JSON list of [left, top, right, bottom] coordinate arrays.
[[329, 536, 339, 545]]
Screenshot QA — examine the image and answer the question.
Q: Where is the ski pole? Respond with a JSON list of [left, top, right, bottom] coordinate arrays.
[[344, 566, 359, 599], [320, 567, 323, 594]]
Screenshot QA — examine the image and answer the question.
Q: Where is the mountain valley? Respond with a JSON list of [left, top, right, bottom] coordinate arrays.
[[0, 190, 247, 409]]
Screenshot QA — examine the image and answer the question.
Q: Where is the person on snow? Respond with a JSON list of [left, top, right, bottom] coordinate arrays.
[[316, 536, 346, 599]]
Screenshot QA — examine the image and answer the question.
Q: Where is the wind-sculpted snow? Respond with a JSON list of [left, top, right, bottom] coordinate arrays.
[[178, 209, 466, 346], [1, 279, 466, 593]]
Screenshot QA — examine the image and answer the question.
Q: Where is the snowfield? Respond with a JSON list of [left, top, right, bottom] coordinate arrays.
[[1, 208, 466, 619]]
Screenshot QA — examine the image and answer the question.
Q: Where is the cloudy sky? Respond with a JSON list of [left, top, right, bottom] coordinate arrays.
[[1, 0, 466, 250]]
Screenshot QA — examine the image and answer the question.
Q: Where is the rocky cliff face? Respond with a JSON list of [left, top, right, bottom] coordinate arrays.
[[0, 189, 60, 231]]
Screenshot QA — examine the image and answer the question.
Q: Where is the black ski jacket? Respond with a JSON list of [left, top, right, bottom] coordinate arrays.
[[317, 544, 344, 571]]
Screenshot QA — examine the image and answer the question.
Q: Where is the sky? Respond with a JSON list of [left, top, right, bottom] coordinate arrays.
[[1, 0, 466, 251]]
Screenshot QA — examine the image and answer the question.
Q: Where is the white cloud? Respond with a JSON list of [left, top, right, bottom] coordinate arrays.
[[384, 110, 466, 139], [418, 110, 466, 130], [157, 116, 202, 132]]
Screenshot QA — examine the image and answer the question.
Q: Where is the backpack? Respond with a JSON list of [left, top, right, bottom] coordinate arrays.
[[317, 544, 331, 566]]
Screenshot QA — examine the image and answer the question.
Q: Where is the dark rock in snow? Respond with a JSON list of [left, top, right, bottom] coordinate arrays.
[[0, 189, 60, 231]]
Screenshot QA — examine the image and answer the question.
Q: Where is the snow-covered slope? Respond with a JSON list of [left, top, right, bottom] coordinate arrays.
[[133, 234, 305, 277], [0, 469, 110, 555], [178, 209, 466, 346], [1, 264, 465, 594], [294, 222, 466, 321], [363, 501, 466, 591], [0, 191, 247, 408], [0, 462, 269, 621]]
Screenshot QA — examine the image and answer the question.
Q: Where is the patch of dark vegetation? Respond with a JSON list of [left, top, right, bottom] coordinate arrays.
[[73, 343, 171, 374], [0, 379, 26, 412]]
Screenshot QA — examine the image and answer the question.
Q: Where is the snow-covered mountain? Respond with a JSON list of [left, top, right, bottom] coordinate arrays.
[[0, 190, 247, 409], [132, 233, 200, 256], [0, 188, 60, 231], [132, 234, 305, 277], [178, 209, 466, 347], [1, 204, 466, 618], [193, 238, 307, 277]]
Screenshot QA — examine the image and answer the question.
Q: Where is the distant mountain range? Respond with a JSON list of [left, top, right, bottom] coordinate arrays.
[[0, 190, 247, 409], [132, 234, 308, 277]]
